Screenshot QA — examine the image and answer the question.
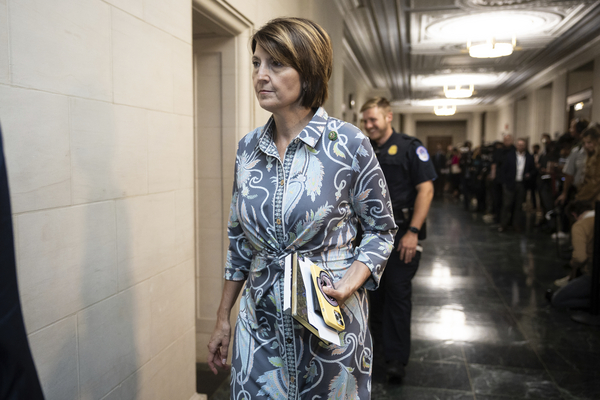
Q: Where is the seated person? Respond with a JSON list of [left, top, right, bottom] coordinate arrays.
[[551, 200, 596, 308]]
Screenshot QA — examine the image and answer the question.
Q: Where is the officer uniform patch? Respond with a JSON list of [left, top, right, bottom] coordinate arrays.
[[416, 146, 429, 162], [388, 144, 398, 155]]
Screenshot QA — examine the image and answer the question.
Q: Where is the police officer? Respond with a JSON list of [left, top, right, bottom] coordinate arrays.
[[360, 97, 436, 383]]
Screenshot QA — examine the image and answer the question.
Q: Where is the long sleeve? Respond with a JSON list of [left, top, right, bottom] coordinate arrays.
[[351, 136, 397, 290], [224, 154, 253, 281]]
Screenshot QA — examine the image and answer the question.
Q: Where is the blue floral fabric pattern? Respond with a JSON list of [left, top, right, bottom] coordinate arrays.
[[225, 107, 396, 399]]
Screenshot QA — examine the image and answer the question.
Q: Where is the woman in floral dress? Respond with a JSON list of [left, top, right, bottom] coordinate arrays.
[[207, 17, 397, 399]]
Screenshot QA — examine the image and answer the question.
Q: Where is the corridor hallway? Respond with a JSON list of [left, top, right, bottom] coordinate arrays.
[[200, 199, 600, 400]]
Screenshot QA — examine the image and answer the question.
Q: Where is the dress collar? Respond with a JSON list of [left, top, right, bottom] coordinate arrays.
[[257, 107, 328, 157]]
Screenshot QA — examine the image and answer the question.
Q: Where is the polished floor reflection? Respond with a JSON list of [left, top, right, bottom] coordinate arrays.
[[199, 198, 600, 399]]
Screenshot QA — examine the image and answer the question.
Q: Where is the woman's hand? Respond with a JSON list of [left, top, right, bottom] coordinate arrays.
[[207, 318, 232, 375], [321, 260, 371, 305]]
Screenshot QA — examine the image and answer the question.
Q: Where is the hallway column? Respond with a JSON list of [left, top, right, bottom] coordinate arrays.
[[497, 102, 514, 140], [528, 89, 541, 145], [550, 72, 567, 137], [403, 113, 416, 137], [470, 112, 482, 148], [592, 55, 600, 122]]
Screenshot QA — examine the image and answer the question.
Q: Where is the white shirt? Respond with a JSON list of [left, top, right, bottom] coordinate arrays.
[[516, 151, 526, 182]]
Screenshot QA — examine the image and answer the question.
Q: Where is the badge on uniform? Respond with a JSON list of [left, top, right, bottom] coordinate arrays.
[[416, 146, 429, 162], [388, 145, 398, 155]]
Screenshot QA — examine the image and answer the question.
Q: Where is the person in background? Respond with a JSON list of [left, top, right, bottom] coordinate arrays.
[[360, 97, 436, 384], [459, 141, 473, 210], [471, 146, 488, 212], [490, 134, 515, 223], [575, 123, 600, 203], [555, 119, 589, 206], [498, 138, 536, 232], [449, 147, 461, 199], [206, 18, 396, 399], [531, 144, 541, 211], [536, 133, 556, 224], [432, 143, 447, 198], [550, 200, 595, 308]]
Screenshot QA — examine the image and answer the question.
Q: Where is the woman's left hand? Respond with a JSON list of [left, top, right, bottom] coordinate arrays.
[[321, 260, 371, 305]]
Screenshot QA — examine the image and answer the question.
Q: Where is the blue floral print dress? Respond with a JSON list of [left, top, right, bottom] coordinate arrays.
[[225, 107, 396, 399]]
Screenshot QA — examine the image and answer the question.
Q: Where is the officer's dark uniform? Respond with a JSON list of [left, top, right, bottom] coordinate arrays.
[[369, 129, 437, 368]]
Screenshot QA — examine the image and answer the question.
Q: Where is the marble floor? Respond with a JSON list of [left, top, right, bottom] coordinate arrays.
[[197, 198, 600, 399]]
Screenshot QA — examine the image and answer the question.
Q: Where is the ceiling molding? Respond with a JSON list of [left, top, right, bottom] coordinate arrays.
[[192, 0, 253, 36], [342, 38, 374, 88], [486, 2, 600, 102]]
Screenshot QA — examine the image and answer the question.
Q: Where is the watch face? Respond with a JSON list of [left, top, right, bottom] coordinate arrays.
[[409, 227, 419, 234]]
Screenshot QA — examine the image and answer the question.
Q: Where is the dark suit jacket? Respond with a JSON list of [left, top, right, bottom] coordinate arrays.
[[500, 149, 536, 190], [0, 124, 45, 399]]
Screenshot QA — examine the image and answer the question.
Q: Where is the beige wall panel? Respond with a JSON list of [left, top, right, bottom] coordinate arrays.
[[70, 98, 149, 204], [0, 0, 8, 84], [10, 0, 112, 100], [199, 276, 223, 319], [105, 327, 195, 400], [116, 192, 176, 290], [148, 112, 194, 193], [150, 327, 196, 400], [196, 127, 223, 179], [196, 331, 211, 364], [150, 260, 195, 357], [78, 281, 152, 400], [175, 188, 195, 265], [17, 201, 117, 333], [196, 178, 224, 228], [112, 8, 173, 112], [144, 0, 192, 43], [28, 317, 78, 400], [172, 37, 194, 116], [0, 86, 71, 213], [103, 0, 143, 18], [197, 227, 226, 280]]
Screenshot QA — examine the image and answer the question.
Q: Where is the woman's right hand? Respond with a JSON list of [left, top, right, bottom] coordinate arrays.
[[207, 318, 232, 375]]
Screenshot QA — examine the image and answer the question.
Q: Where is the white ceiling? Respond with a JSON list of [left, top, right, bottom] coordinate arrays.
[[335, 0, 600, 108]]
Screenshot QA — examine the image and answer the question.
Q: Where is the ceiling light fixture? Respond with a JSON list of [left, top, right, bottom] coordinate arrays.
[[574, 102, 584, 111], [468, 37, 515, 58], [444, 84, 474, 99], [434, 105, 456, 116]]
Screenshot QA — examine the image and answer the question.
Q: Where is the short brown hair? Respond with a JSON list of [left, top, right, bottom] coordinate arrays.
[[360, 97, 391, 114], [251, 18, 332, 109]]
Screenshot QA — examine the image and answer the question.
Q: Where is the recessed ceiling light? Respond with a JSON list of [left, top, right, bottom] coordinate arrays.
[[434, 105, 456, 116], [412, 98, 480, 107], [468, 37, 515, 58], [416, 73, 506, 88], [444, 84, 474, 98], [425, 11, 560, 41]]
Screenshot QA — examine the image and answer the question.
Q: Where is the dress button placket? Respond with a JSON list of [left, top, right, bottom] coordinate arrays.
[[276, 140, 299, 399]]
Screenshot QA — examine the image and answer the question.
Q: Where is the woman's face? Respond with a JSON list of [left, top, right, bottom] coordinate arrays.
[[252, 44, 303, 113]]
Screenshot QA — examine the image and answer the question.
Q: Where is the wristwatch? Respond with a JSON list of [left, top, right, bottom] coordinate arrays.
[[408, 226, 420, 234]]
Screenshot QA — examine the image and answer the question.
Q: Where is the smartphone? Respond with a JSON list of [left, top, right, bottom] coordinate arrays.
[[309, 263, 345, 331]]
